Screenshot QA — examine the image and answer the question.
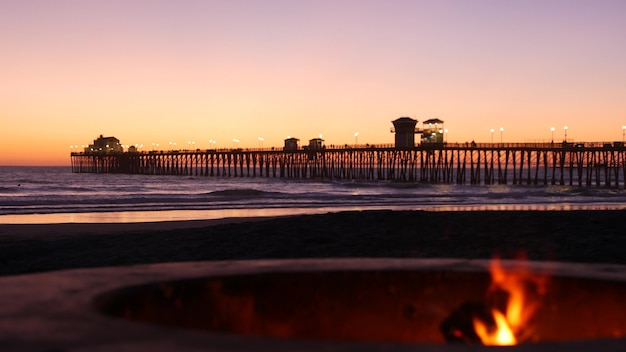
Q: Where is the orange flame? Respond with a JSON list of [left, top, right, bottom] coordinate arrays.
[[473, 257, 548, 345], [474, 309, 516, 345]]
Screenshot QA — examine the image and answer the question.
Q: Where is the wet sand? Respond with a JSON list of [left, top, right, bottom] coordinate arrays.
[[1, 210, 624, 276]]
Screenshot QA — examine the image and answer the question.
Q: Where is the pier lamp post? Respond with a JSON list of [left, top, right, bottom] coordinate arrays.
[[622, 125, 625, 143], [169, 141, 176, 150], [232, 139, 239, 148], [258, 137, 264, 149], [500, 127, 504, 144], [564, 126, 568, 142], [354, 132, 359, 146], [209, 140, 216, 149], [187, 141, 195, 150], [490, 129, 494, 143], [551, 127, 555, 143], [444, 129, 448, 144]]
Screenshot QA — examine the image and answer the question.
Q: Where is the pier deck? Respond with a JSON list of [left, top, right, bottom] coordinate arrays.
[[70, 142, 626, 187]]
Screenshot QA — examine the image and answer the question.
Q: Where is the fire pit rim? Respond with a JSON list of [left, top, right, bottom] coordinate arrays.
[[1, 258, 625, 352]]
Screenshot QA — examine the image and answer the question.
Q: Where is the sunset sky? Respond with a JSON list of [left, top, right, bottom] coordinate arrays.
[[1, 0, 625, 166]]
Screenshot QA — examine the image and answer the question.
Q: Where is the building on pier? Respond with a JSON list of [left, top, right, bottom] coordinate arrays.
[[391, 117, 446, 148], [391, 117, 445, 149], [284, 137, 300, 151], [86, 135, 123, 153], [308, 138, 325, 150], [421, 118, 445, 145]]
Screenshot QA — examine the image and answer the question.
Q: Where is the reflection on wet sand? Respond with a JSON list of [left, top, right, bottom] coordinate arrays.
[[1, 203, 624, 224]]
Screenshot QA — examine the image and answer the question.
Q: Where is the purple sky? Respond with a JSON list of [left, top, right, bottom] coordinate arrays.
[[1, 0, 625, 164]]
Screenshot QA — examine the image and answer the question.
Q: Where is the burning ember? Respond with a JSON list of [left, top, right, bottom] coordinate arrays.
[[441, 256, 549, 345]]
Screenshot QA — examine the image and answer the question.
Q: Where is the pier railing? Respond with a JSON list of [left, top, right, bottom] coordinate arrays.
[[70, 142, 626, 187]]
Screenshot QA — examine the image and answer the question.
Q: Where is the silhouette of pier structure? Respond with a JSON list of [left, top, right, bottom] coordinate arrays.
[[71, 142, 626, 187], [71, 118, 626, 187]]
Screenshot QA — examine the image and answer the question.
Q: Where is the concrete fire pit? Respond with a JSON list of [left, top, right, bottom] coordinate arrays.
[[1, 258, 625, 351]]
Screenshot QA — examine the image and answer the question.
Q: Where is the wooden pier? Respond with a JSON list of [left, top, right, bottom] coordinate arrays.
[[70, 142, 626, 187]]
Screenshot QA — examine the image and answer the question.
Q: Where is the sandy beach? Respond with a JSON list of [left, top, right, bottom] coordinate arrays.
[[1, 210, 625, 276]]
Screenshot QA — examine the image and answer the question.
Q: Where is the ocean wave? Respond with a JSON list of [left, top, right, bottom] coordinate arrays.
[[206, 189, 286, 198], [3, 166, 626, 217], [0, 187, 21, 193]]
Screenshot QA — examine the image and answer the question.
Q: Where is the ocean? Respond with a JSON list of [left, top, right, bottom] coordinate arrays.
[[1, 166, 625, 224]]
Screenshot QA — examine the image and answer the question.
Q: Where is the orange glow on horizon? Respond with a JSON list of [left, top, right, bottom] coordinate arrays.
[[1, 1, 625, 166]]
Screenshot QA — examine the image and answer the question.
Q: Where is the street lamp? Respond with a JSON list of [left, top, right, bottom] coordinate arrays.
[[564, 126, 568, 142], [258, 137, 264, 149], [551, 127, 555, 143], [500, 127, 504, 144], [622, 125, 625, 143], [232, 139, 239, 148], [354, 132, 359, 146], [490, 128, 494, 143], [169, 141, 176, 150]]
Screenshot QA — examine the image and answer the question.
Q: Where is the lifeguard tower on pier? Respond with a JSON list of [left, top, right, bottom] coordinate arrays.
[[391, 117, 419, 149]]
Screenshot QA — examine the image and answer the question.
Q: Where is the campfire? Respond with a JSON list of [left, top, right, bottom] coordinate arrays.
[[441, 256, 549, 345], [94, 258, 626, 347]]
